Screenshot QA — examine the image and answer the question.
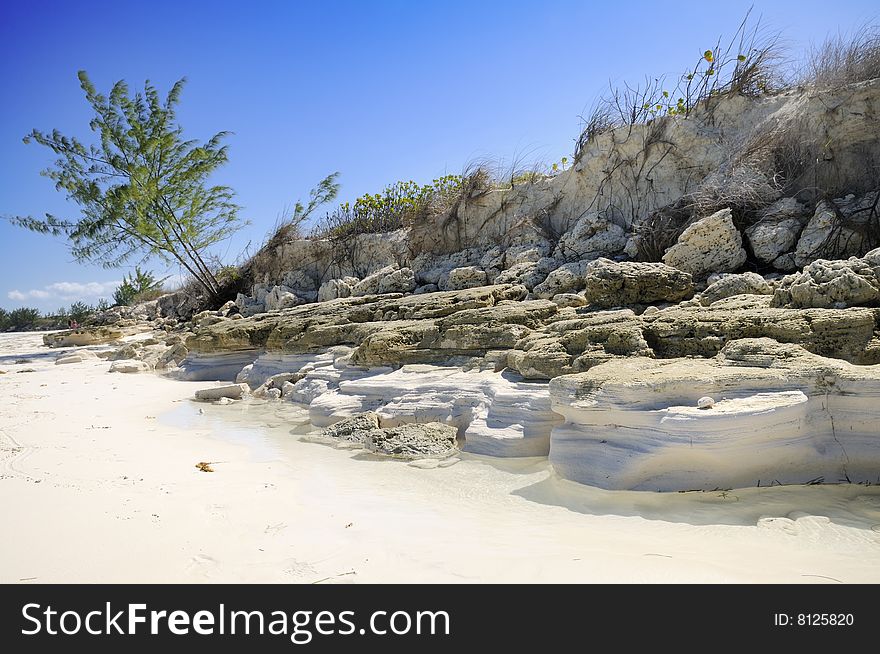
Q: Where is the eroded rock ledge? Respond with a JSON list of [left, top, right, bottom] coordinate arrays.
[[550, 338, 880, 491], [174, 269, 880, 490]]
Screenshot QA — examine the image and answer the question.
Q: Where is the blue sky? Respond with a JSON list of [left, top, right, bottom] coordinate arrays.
[[1, 0, 876, 311]]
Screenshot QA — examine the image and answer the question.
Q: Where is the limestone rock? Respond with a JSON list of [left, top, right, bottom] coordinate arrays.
[[532, 260, 591, 299], [156, 291, 201, 321], [549, 338, 880, 490], [157, 343, 188, 369], [493, 258, 555, 291], [108, 344, 140, 361], [582, 259, 694, 307], [662, 208, 747, 278], [194, 383, 250, 401], [772, 255, 880, 308], [317, 277, 357, 302], [43, 327, 123, 348], [377, 267, 416, 295], [109, 360, 151, 373], [439, 266, 487, 291], [553, 211, 628, 261], [317, 413, 457, 459], [351, 265, 416, 296], [699, 272, 772, 306], [264, 285, 304, 311], [551, 293, 588, 308], [745, 198, 806, 264], [320, 412, 381, 441], [365, 422, 458, 459], [56, 354, 86, 365], [794, 193, 880, 267]]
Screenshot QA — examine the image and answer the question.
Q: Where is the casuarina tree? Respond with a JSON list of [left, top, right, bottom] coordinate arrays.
[[11, 71, 244, 302]]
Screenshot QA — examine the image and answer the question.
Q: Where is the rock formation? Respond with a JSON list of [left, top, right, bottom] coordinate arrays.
[[70, 78, 880, 492]]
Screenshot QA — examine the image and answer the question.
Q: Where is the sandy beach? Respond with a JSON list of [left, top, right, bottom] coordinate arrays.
[[1, 331, 878, 584]]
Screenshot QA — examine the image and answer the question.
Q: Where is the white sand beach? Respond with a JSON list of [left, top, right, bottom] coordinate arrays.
[[1, 331, 879, 584]]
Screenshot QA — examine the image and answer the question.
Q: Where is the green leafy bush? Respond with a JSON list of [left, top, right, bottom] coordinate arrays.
[[113, 267, 165, 306], [313, 175, 466, 239]]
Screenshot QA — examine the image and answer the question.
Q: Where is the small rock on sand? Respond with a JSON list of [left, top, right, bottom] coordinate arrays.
[[109, 360, 150, 373], [194, 383, 250, 401]]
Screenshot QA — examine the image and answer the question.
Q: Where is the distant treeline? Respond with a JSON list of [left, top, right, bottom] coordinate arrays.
[[0, 300, 110, 332]]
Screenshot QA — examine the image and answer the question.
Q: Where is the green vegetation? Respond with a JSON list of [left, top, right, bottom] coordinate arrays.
[[0, 307, 41, 331], [0, 299, 111, 332], [312, 174, 469, 239], [10, 71, 245, 303], [113, 266, 166, 306]]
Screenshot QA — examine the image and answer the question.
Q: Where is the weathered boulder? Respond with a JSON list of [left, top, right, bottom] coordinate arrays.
[[772, 254, 880, 308], [109, 360, 151, 373], [582, 259, 694, 307], [56, 354, 87, 365], [662, 208, 747, 278], [235, 292, 264, 317], [439, 266, 487, 291], [317, 277, 358, 302], [264, 285, 304, 311], [194, 383, 250, 401], [553, 211, 628, 261], [699, 272, 772, 306], [377, 267, 416, 295], [532, 260, 591, 299], [366, 422, 458, 458], [156, 291, 201, 321], [351, 265, 416, 296], [744, 197, 807, 265], [321, 411, 381, 441], [551, 293, 588, 308], [493, 258, 555, 291], [43, 327, 123, 348], [316, 412, 458, 459], [794, 193, 880, 267], [107, 343, 140, 361]]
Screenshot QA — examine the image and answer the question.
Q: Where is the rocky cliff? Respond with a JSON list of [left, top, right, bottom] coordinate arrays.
[[94, 78, 880, 491]]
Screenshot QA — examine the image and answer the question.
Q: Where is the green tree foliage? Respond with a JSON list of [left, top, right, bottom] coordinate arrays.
[[67, 301, 94, 324], [290, 172, 341, 227], [114, 266, 165, 306], [6, 307, 41, 331], [10, 71, 244, 301]]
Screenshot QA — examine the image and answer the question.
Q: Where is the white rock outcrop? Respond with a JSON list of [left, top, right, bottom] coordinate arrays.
[[662, 208, 747, 278], [351, 265, 416, 296], [794, 193, 880, 267], [264, 285, 304, 311], [317, 277, 358, 302], [549, 339, 880, 491], [307, 365, 562, 457]]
